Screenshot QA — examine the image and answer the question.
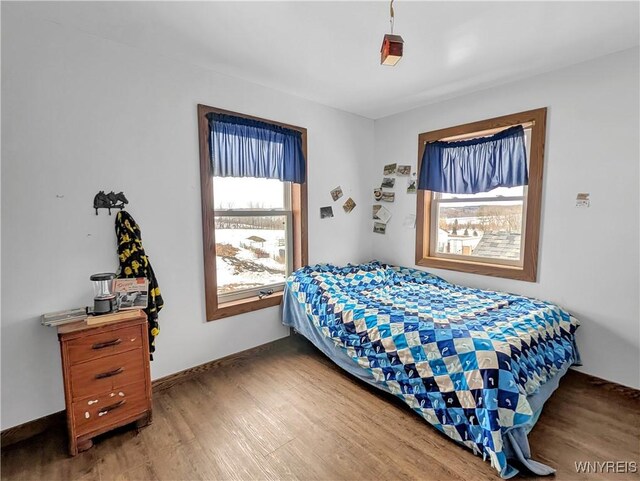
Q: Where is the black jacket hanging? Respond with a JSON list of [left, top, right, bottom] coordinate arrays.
[[115, 210, 164, 358]]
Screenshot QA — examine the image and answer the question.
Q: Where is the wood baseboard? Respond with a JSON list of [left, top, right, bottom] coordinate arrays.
[[3, 338, 637, 448], [1, 336, 293, 448], [0, 411, 66, 449], [151, 336, 293, 393], [568, 368, 640, 400]]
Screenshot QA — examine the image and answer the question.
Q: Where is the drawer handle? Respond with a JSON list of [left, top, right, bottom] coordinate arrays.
[[98, 400, 126, 416], [92, 338, 122, 350], [95, 367, 123, 379]]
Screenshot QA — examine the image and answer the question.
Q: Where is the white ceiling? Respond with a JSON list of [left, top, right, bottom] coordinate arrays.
[[17, 1, 640, 119]]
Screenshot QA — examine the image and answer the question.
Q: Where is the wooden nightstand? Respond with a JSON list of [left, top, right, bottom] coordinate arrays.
[[57, 312, 152, 455]]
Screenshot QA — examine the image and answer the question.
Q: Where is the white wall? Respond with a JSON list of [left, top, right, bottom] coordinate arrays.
[[0, 6, 373, 429], [371, 48, 640, 389], [2, 5, 638, 431]]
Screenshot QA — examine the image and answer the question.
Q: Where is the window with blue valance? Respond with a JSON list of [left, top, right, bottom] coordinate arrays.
[[418, 125, 528, 194], [207, 113, 306, 184]]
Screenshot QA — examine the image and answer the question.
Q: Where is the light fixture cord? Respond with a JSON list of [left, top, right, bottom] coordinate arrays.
[[389, 0, 395, 34]]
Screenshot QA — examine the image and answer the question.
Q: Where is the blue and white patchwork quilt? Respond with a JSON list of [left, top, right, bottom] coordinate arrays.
[[286, 262, 579, 477]]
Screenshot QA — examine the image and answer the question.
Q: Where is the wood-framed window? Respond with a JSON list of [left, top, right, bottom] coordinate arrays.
[[415, 108, 547, 282], [197, 104, 308, 321]]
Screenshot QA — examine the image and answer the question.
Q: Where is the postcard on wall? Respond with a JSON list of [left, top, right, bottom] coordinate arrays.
[[576, 192, 590, 208], [381, 191, 395, 202], [373, 205, 392, 224], [381, 177, 396, 188], [330, 186, 343, 201], [374, 188, 383, 201], [343, 197, 356, 213], [372, 204, 381, 219], [402, 214, 416, 229], [397, 165, 411, 176], [320, 206, 334, 219], [114, 278, 149, 310], [383, 163, 397, 175], [407, 177, 417, 194], [373, 222, 387, 234]]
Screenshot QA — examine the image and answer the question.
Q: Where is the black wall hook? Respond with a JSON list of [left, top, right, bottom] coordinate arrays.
[[93, 191, 128, 215]]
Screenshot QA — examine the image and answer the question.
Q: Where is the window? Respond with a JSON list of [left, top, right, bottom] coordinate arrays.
[[213, 177, 291, 301], [416, 108, 546, 282], [431, 185, 527, 267], [198, 105, 308, 321]]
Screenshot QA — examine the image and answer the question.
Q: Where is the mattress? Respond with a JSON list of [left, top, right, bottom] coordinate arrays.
[[282, 262, 580, 478]]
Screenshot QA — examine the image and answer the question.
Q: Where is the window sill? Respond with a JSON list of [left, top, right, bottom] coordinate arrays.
[[416, 256, 536, 282], [207, 291, 283, 321]]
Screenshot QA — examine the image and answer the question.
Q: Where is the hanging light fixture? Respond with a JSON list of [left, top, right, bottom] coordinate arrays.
[[380, 0, 404, 66]]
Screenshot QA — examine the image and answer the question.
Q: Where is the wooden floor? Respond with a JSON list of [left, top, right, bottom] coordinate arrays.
[[2, 335, 639, 481]]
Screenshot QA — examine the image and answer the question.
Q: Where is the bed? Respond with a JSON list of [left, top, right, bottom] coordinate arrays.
[[282, 262, 580, 478]]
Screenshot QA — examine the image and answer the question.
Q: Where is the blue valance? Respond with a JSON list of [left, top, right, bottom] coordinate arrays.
[[418, 125, 528, 194], [207, 113, 306, 184]]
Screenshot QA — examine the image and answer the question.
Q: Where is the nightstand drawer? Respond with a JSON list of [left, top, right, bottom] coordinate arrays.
[[69, 348, 145, 400], [58, 315, 151, 455], [72, 382, 148, 436], [67, 324, 143, 364]]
